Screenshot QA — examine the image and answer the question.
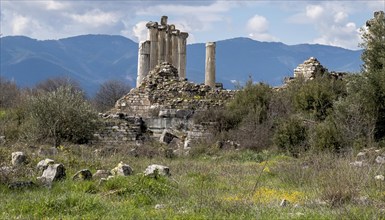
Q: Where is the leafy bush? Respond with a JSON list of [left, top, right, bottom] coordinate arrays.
[[26, 85, 100, 146], [309, 118, 343, 152], [227, 81, 272, 125], [273, 116, 308, 156], [293, 76, 346, 121]]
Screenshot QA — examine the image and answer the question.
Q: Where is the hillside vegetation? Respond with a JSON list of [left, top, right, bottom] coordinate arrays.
[[0, 11, 384, 219]]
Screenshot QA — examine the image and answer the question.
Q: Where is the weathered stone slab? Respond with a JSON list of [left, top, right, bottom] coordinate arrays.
[[144, 164, 170, 177], [11, 152, 26, 166]]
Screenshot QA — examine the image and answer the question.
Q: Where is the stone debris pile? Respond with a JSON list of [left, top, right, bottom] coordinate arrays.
[[293, 57, 328, 80], [115, 62, 234, 117]]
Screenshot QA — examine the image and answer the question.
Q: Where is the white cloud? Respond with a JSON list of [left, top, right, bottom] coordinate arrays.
[[334, 11, 348, 23], [247, 15, 268, 33], [131, 21, 148, 42], [11, 14, 29, 35], [42, 1, 69, 10], [306, 5, 324, 20], [287, 2, 364, 49], [67, 9, 120, 27], [246, 14, 278, 42], [135, 1, 238, 32], [313, 22, 361, 49]]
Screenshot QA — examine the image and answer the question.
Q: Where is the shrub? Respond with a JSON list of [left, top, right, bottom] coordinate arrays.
[[273, 116, 308, 156], [227, 81, 272, 125], [25, 85, 100, 146], [293, 76, 346, 121], [193, 107, 239, 134], [309, 118, 343, 152]]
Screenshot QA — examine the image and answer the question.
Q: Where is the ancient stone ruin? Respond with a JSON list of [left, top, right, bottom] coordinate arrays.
[[293, 57, 328, 80], [137, 16, 217, 88], [283, 57, 345, 86], [97, 16, 233, 148], [137, 16, 189, 87]]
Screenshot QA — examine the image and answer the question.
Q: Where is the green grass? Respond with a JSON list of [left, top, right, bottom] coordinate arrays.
[[1, 144, 385, 219]]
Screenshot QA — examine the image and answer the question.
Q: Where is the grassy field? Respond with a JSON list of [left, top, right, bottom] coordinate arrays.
[[1, 143, 385, 219]]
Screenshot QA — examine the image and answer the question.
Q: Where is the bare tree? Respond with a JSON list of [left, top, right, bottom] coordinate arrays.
[[34, 76, 84, 95], [93, 79, 131, 112], [0, 76, 20, 109]]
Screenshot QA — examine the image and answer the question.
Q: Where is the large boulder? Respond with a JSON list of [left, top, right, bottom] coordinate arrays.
[[37, 164, 66, 185], [36, 159, 55, 172], [11, 152, 27, 166], [72, 169, 93, 181], [111, 162, 133, 176], [144, 164, 170, 177]]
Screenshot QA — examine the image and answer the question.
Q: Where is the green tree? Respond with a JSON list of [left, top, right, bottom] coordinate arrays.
[[292, 76, 346, 121], [360, 11, 385, 140], [227, 80, 272, 126], [273, 116, 308, 156], [360, 11, 385, 73], [27, 85, 100, 146]]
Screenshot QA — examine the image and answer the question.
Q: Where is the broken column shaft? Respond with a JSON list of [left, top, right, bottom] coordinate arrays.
[[205, 42, 216, 88], [171, 29, 180, 70], [157, 25, 167, 64], [165, 25, 173, 63], [178, 32, 189, 79], [146, 21, 159, 70], [136, 40, 151, 87]]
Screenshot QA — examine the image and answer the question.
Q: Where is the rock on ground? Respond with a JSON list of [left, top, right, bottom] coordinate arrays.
[[11, 152, 27, 166], [36, 159, 55, 172], [144, 164, 170, 177], [72, 169, 93, 181], [37, 164, 66, 185], [111, 162, 133, 176]]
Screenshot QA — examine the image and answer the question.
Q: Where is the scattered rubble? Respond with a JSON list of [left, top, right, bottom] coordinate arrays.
[[11, 152, 27, 166], [144, 164, 171, 177]]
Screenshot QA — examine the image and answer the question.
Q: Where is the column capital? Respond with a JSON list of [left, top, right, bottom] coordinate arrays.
[[171, 29, 180, 36], [161, 16, 168, 26], [168, 24, 175, 32], [158, 25, 167, 31], [206, 42, 216, 47], [179, 32, 189, 39], [146, 21, 158, 29]]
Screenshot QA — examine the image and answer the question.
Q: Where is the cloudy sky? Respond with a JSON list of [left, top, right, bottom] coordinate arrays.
[[1, 0, 384, 50]]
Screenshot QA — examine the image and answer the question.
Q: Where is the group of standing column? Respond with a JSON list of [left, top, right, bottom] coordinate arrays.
[[136, 16, 216, 89], [137, 16, 189, 87]]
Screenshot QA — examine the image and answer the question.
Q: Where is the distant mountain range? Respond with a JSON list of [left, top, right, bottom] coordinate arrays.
[[0, 34, 363, 96]]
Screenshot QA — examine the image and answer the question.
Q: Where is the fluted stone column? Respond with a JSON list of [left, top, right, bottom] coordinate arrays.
[[171, 29, 180, 71], [160, 15, 168, 26], [146, 21, 158, 70], [157, 25, 167, 64], [136, 40, 151, 87], [178, 32, 189, 79], [166, 25, 175, 63], [205, 42, 216, 88]]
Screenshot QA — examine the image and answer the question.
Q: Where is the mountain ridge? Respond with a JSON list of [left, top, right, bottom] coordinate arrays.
[[0, 34, 363, 96]]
